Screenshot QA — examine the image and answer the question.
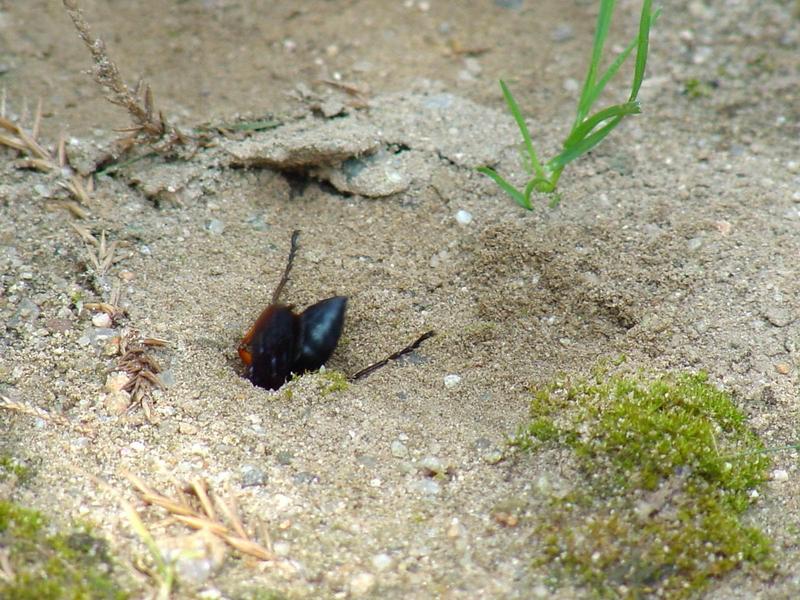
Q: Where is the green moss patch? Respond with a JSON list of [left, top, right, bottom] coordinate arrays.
[[514, 371, 771, 598], [0, 455, 33, 484], [0, 500, 129, 600], [319, 369, 349, 395]]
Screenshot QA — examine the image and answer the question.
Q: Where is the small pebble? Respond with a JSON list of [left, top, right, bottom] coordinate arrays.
[[563, 78, 579, 93], [775, 363, 791, 375], [357, 455, 379, 468], [391, 440, 409, 459], [159, 531, 226, 585], [482, 448, 504, 465], [179, 422, 199, 435], [443, 374, 462, 388], [409, 479, 441, 496], [294, 471, 320, 485], [551, 23, 574, 42], [276, 451, 294, 465], [446, 518, 463, 538], [419, 456, 446, 476], [372, 553, 392, 571], [241, 464, 268, 487], [16, 298, 40, 322], [104, 372, 130, 393], [350, 572, 376, 597], [102, 390, 131, 415], [772, 469, 789, 482], [455, 209, 473, 225], [206, 219, 225, 235], [764, 306, 793, 327], [463, 57, 481, 76], [273, 540, 291, 557]]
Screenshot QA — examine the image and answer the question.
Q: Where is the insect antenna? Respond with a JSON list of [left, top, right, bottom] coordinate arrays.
[[271, 229, 301, 304], [350, 330, 435, 381]]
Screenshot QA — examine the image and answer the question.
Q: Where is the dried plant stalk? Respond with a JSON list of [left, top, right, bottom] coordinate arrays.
[[62, 0, 184, 149], [123, 472, 277, 562], [0, 392, 96, 437], [0, 108, 93, 211]]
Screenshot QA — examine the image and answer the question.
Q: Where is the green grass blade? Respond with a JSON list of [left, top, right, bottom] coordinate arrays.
[[629, 1, 657, 101], [583, 38, 637, 115], [582, 3, 660, 118], [524, 176, 555, 198], [499, 80, 545, 178], [576, 0, 617, 124], [477, 166, 533, 210], [563, 101, 640, 149], [548, 117, 621, 170]]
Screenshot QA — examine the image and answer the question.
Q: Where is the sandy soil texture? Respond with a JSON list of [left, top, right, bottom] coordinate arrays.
[[1, 1, 799, 598]]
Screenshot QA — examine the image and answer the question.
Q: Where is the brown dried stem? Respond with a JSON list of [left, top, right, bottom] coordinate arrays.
[[0, 392, 96, 437], [124, 472, 276, 562], [62, 0, 184, 150], [0, 107, 92, 216]]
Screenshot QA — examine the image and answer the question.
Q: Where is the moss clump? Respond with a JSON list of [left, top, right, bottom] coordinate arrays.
[[683, 78, 714, 99], [319, 369, 349, 395], [514, 371, 771, 598], [0, 455, 33, 484], [0, 500, 129, 600]]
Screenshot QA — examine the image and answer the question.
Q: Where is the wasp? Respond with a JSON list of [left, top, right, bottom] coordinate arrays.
[[238, 230, 434, 390]]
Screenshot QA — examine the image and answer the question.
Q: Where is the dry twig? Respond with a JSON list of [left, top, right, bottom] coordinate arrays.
[[0, 103, 92, 216], [62, 0, 185, 152], [123, 472, 276, 562], [76, 468, 175, 599], [0, 392, 96, 437]]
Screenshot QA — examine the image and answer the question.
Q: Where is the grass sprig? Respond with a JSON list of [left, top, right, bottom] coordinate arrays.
[[479, 0, 659, 209]]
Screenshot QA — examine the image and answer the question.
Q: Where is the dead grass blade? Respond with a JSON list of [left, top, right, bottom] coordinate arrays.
[[122, 471, 277, 562], [0, 392, 97, 438], [77, 468, 175, 600], [189, 479, 217, 522], [0, 104, 94, 211]]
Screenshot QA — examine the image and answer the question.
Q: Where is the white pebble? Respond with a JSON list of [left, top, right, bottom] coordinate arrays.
[[455, 209, 473, 225], [206, 219, 225, 235], [92, 312, 112, 328], [391, 440, 409, 459], [419, 456, 446, 476], [372, 553, 392, 571], [350, 572, 376, 596], [772, 469, 789, 482], [408, 478, 441, 495], [273, 540, 291, 557], [563, 77, 579, 92], [443, 374, 462, 388]]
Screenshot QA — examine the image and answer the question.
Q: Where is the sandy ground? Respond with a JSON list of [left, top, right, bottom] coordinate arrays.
[[1, 0, 800, 598]]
